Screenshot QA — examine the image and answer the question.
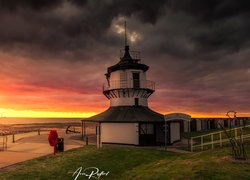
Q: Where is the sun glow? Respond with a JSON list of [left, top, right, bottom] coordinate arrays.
[[0, 108, 96, 118]]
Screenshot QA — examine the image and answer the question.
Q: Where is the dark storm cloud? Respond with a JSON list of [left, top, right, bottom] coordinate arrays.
[[170, 0, 250, 57], [0, 0, 63, 11], [0, 0, 249, 60], [0, 0, 168, 59], [0, 0, 250, 115], [171, 0, 250, 22]]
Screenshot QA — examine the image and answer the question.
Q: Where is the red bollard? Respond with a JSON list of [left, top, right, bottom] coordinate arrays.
[[48, 129, 58, 155]]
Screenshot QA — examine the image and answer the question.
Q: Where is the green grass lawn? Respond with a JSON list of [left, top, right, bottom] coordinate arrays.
[[0, 145, 250, 180]]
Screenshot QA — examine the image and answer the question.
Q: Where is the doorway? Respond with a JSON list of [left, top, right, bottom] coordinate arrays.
[[139, 123, 155, 146]]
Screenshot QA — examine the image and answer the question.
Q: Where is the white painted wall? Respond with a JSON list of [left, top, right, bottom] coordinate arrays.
[[101, 123, 139, 145], [170, 122, 180, 143], [110, 97, 148, 106], [108, 69, 149, 107], [109, 70, 120, 81], [109, 69, 146, 89]]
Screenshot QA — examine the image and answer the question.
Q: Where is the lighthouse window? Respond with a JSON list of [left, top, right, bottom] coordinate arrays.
[[133, 72, 140, 88], [135, 98, 139, 106]]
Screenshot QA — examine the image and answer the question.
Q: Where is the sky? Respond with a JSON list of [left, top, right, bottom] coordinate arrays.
[[0, 0, 250, 118]]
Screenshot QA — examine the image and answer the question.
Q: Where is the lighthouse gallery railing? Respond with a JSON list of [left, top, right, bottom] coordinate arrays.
[[103, 80, 155, 91]]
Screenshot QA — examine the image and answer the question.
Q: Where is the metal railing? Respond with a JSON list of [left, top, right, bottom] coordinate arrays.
[[103, 80, 155, 91], [190, 125, 250, 152], [0, 136, 7, 150]]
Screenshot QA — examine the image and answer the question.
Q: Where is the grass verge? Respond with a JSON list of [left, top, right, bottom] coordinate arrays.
[[0, 145, 249, 180]]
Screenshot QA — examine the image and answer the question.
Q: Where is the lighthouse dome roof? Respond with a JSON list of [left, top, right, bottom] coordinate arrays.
[[106, 45, 149, 76]]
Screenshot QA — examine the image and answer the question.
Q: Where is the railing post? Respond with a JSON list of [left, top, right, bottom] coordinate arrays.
[[201, 136, 203, 151], [211, 134, 214, 150], [3, 136, 7, 149], [12, 134, 15, 143], [86, 136, 88, 145], [191, 137, 193, 152], [219, 132, 222, 147], [241, 128, 244, 143]]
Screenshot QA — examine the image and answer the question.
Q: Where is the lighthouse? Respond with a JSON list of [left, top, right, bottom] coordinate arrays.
[[103, 46, 155, 107], [82, 23, 182, 146]]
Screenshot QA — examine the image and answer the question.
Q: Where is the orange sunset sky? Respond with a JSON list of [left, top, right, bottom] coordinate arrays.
[[0, 1, 249, 118]]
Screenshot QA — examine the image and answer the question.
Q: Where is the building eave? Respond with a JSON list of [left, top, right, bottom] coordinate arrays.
[[82, 106, 164, 123]]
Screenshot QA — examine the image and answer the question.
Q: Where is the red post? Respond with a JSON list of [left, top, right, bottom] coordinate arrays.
[[48, 129, 58, 155]]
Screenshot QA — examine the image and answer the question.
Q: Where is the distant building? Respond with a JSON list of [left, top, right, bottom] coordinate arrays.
[[188, 117, 250, 132]]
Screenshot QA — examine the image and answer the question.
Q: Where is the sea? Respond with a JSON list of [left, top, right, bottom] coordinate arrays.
[[0, 118, 83, 125]]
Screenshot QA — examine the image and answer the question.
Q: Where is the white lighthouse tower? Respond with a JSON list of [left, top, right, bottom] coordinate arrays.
[[83, 23, 181, 146], [103, 45, 155, 107], [103, 22, 154, 107]]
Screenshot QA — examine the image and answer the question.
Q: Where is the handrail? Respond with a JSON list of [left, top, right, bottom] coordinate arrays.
[[190, 125, 250, 152], [192, 124, 250, 139], [0, 135, 8, 150], [192, 134, 250, 148]]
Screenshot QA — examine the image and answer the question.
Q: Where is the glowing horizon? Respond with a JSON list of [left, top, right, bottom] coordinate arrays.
[[0, 53, 249, 119], [0, 107, 249, 118]]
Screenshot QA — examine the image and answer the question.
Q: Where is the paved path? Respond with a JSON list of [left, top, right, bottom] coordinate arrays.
[[0, 130, 84, 168], [166, 147, 191, 154]]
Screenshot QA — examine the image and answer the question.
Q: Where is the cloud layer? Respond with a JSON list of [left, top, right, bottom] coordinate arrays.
[[0, 0, 249, 117]]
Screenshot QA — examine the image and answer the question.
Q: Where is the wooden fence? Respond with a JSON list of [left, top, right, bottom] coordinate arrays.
[[191, 125, 250, 152], [0, 136, 8, 150]]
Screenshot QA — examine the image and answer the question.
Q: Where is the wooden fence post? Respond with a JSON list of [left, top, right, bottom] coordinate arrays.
[[201, 136, 203, 151], [211, 134, 214, 150], [191, 137, 193, 152], [3, 136, 8, 149], [241, 128, 244, 143], [219, 132, 222, 147], [86, 136, 88, 145], [84, 122, 86, 137]]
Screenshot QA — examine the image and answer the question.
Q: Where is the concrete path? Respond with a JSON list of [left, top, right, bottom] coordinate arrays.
[[0, 130, 84, 168]]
